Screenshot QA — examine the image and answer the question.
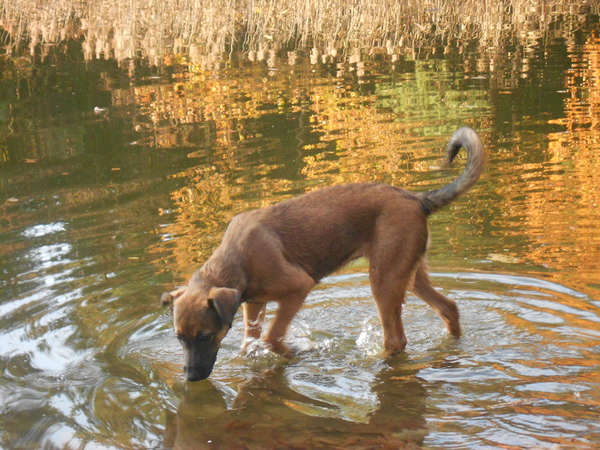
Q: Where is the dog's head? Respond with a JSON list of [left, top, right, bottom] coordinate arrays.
[[161, 285, 241, 381]]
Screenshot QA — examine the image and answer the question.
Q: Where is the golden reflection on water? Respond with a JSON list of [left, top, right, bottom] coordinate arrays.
[[134, 61, 492, 277], [516, 35, 600, 290], [126, 38, 600, 297]]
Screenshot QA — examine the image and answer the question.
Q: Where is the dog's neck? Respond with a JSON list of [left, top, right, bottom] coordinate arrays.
[[195, 248, 248, 294]]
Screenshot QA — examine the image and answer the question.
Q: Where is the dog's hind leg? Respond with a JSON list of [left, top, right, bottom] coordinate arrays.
[[369, 250, 423, 355], [242, 302, 267, 353], [410, 260, 461, 337], [368, 211, 429, 356], [370, 269, 411, 356]]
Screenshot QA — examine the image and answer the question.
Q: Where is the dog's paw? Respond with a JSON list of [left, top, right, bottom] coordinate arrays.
[[275, 344, 298, 360], [264, 338, 298, 359], [280, 345, 300, 359], [241, 338, 268, 357]]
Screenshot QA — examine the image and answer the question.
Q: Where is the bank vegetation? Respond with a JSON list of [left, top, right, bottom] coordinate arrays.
[[1, 0, 598, 65]]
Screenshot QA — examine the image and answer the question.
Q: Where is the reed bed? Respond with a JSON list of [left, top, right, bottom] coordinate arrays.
[[1, 0, 598, 65]]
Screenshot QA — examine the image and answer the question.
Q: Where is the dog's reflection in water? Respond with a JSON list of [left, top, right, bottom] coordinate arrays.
[[163, 360, 431, 449]]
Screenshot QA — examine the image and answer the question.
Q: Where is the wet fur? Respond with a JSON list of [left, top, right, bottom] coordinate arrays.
[[162, 127, 485, 381]]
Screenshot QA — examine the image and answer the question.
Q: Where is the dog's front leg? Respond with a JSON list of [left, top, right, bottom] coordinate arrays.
[[242, 302, 266, 353], [264, 296, 305, 359]]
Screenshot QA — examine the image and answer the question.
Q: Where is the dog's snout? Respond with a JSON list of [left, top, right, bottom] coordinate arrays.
[[182, 339, 219, 381], [184, 364, 212, 382]]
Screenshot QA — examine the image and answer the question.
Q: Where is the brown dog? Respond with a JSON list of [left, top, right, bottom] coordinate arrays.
[[162, 127, 484, 381]]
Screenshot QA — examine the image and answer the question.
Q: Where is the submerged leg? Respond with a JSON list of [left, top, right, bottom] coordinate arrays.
[[242, 302, 267, 353], [370, 272, 410, 356], [368, 214, 428, 355], [264, 296, 306, 359]]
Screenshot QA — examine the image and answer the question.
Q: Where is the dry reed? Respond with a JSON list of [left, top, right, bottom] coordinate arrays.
[[1, 0, 598, 65]]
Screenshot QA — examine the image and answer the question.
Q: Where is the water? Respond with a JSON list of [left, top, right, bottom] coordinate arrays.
[[1, 3, 600, 449]]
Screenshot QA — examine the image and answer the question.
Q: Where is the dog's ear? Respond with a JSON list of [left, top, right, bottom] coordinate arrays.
[[208, 288, 241, 327], [161, 286, 188, 306]]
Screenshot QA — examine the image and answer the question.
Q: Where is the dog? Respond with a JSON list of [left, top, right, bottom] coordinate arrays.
[[161, 127, 484, 381]]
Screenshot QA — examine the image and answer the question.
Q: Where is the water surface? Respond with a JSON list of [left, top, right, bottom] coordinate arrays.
[[1, 3, 599, 449]]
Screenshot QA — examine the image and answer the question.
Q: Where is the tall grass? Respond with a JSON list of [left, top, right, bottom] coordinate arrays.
[[1, 0, 598, 65]]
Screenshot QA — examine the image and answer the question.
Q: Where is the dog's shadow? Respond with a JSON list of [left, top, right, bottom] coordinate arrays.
[[163, 356, 439, 449]]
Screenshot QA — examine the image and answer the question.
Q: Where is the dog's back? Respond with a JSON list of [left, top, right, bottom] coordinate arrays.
[[246, 183, 425, 281]]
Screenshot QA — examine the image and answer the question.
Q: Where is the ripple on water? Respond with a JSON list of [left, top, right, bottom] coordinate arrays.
[[113, 270, 600, 448]]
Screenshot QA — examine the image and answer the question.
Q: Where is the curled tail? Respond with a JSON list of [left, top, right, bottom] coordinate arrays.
[[421, 127, 485, 214]]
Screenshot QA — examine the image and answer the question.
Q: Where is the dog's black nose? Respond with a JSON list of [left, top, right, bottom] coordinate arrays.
[[184, 365, 211, 382], [186, 373, 208, 382]]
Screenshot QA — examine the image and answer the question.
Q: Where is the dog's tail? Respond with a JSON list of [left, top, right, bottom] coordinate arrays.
[[420, 127, 484, 214]]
